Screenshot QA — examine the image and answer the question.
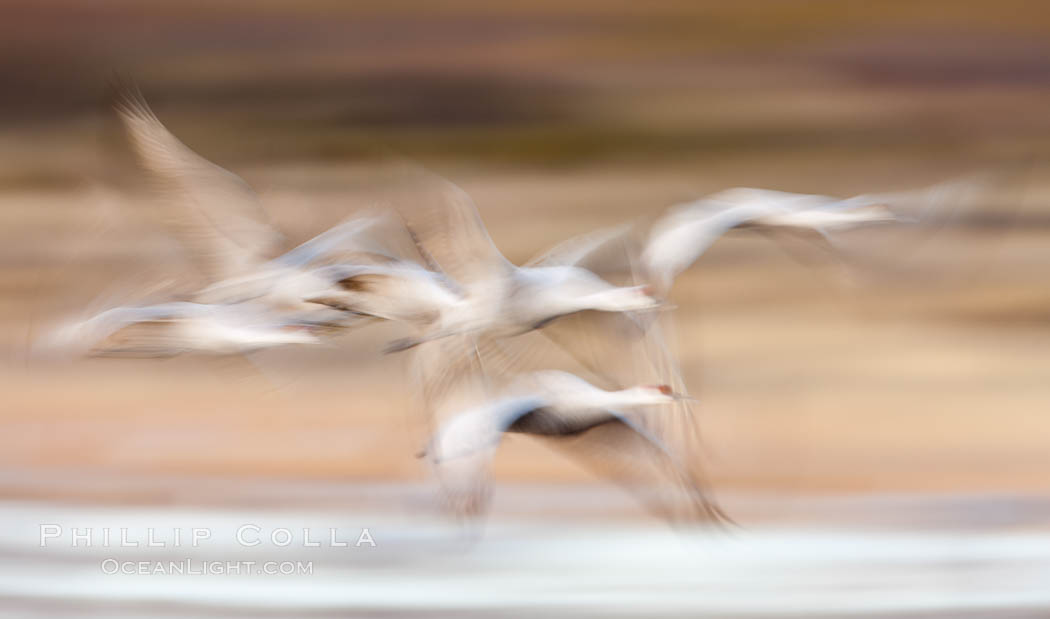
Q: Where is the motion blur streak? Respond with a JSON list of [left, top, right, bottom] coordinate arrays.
[[2, 1, 1050, 617]]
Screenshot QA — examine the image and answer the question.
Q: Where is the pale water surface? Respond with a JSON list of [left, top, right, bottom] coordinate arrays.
[[0, 484, 1048, 617]]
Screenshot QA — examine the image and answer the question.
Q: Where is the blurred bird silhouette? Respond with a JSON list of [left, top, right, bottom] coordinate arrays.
[[36, 79, 1007, 532], [641, 178, 984, 295], [38, 301, 325, 358], [385, 178, 662, 353], [425, 370, 728, 523]]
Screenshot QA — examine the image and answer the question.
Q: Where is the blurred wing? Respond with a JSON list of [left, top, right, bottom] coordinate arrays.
[[309, 262, 460, 324], [42, 302, 200, 357], [842, 173, 998, 227], [753, 173, 1007, 270], [550, 309, 706, 434], [271, 212, 396, 268], [540, 412, 729, 524], [537, 230, 664, 389], [408, 332, 492, 428], [434, 396, 548, 461], [535, 265, 713, 505], [115, 85, 282, 284], [86, 321, 195, 358], [633, 311, 712, 472], [524, 223, 635, 273], [429, 395, 545, 520], [643, 199, 777, 293], [708, 187, 837, 211], [538, 310, 652, 389], [390, 171, 513, 286]]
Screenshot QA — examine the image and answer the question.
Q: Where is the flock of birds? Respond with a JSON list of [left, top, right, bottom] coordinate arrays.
[[41, 86, 981, 524]]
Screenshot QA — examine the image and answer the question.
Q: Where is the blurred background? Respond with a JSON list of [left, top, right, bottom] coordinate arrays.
[[1, 1, 1049, 616]]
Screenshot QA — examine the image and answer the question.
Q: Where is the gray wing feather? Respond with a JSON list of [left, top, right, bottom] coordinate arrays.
[[389, 170, 513, 287], [115, 85, 282, 284], [539, 410, 729, 524]]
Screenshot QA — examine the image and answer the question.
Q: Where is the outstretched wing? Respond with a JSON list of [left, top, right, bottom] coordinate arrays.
[[642, 198, 780, 294], [389, 169, 513, 287], [271, 211, 396, 269], [428, 396, 547, 519], [530, 256, 716, 519], [840, 174, 992, 222], [115, 83, 282, 285], [408, 331, 492, 427], [40, 302, 202, 357], [525, 223, 635, 272], [539, 411, 729, 525], [533, 224, 662, 390]]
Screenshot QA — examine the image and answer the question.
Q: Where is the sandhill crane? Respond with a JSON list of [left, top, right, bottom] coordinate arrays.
[[38, 302, 326, 357], [385, 178, 661, 352], [115, 85, 407, 314], [322, 262, 465, 324], [425, 371, 727, 523], [640, 179, 981, 296], [43, 86, 432, 357]]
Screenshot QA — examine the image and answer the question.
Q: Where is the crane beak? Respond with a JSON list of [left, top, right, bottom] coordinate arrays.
[[671, 393, 697, 402]]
